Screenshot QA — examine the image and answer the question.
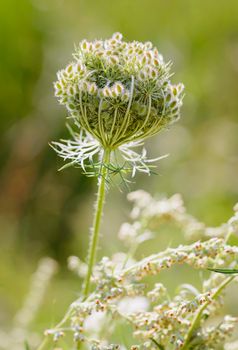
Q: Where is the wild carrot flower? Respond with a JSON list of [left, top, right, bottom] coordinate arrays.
[[53, 32, 184, 177], [51, 33, 184, 304]]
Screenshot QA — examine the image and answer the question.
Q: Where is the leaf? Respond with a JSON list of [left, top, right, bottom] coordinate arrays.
[[208, 268, 238, 275]]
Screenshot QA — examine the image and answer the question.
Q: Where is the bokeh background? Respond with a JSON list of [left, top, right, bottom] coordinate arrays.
[[1, 0, 238, 342]]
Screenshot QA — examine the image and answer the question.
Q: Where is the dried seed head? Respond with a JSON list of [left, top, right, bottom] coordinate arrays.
[[54, 32, 184, 149]]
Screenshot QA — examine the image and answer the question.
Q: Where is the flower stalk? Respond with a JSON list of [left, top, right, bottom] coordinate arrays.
[[83, 149, 110, 298]]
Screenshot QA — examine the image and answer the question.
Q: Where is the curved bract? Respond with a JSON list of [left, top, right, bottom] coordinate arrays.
[[54, 33, 184, 149]]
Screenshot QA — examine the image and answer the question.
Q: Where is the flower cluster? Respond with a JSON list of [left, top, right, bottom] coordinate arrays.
[[196, 316, 238, 349], [121, 238, 238, 281], [53, 33, 184, 177], [40, 192, 238, 350], [123, 190, 238, 242], [54, 32, 183, 148]]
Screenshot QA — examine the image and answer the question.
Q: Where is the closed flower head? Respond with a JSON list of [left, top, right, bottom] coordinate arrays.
[[53, 33, 184, 177]]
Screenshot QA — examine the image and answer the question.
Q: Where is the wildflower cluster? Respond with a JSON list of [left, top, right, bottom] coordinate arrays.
[[40, 192, 238, 350], [121, 190, 238, 242], [53, 33, 184, 177]]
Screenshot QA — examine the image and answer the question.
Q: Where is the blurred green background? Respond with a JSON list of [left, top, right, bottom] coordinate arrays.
[[0, 0, 238, 340]]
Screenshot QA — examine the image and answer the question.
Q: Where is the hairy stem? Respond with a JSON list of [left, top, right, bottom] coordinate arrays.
[[181, 275, 234, 350], [83, 148, 110, 298]]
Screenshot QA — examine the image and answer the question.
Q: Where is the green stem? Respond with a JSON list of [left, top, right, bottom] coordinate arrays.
[[83, 149, 110, 298], [181, 275, 234, 350], [182, 231, 237, 350]]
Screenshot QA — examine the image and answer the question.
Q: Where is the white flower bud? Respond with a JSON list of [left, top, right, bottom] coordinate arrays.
[[88, 82, 98, 95], [144, 41, 153, 49], [150, 68, 158, 79], [102, 86, 112, 98], [75, 62, 84, 73], [112, 32, 123, 41], [66, 64, 73, 74], [108, 55, 119, 65], [80, 39, 90, 51], [67, 85, 75, 96], [112, 82, 124, 96], [94, 40, 103, 50]]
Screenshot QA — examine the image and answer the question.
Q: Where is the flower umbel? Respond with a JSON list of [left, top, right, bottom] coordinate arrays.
[[53, 32, 184, 177]]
